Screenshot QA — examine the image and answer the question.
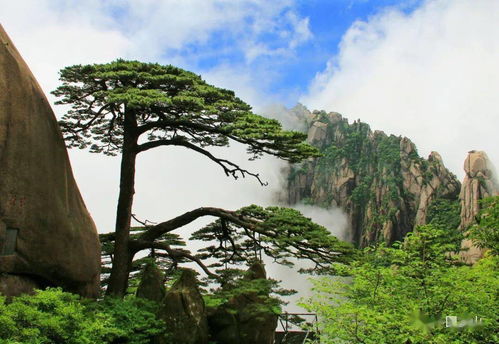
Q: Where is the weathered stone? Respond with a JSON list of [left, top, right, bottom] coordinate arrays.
[[306, 121, 328, 143], [414, 151, 460, 226], [0, 25, 100, 297], [136, 263, 166, 303], [0, 274, 39, 297], [159, 269, 209, 344], [208, 262, 278, 344], [460, 151, 499, 228], [459, 151, 499, 263], [206, 306, 240, 343]]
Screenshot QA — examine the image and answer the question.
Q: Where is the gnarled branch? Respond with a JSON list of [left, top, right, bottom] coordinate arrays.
[[129, 239, 216, 277], [136, 136, 267, 186]]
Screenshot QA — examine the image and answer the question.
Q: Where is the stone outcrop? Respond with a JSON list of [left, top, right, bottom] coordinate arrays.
[[136, 263, 166, 303], [0, 25, 100, 297], [287, 110, 460, 246], [0, 274, 39, 297], [159, 269, 209, 344], [459, 151, 499, 228], [208, 262, 278, 344], [459, 151, 499, 263]]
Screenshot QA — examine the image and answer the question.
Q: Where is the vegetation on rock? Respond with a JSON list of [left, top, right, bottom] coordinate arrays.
[[287, 110, 460, 247], [99, 205, 355, 298]]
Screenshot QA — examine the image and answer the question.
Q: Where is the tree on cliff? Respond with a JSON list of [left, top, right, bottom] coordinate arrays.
[[53, 60, 351, 297]]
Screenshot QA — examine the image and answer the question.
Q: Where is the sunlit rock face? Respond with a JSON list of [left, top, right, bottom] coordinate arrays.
[[460, 151, 499, 228], [459, 150, 499, 263], [0, 25, 100, 297], [286, 110, 460, 247]]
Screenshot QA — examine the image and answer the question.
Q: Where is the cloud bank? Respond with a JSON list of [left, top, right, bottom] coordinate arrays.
[[302, 0, 499, 178]]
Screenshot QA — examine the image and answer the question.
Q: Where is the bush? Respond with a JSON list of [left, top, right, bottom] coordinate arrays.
[[0, 288, 165, 344], [468, 196, 499, 256]]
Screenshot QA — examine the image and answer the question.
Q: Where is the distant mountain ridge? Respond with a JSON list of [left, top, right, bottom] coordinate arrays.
[[284, 106, 498, 248]]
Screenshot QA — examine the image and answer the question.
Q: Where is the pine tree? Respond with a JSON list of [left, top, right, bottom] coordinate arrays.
[[53, 60, 340, 296]]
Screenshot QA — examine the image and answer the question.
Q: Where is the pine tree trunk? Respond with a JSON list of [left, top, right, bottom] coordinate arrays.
[[106, 110, 138, 297]]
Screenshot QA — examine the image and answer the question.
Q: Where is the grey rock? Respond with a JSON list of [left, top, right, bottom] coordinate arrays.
[[136, 263, 166, 303], [160, 269, 208, 344]]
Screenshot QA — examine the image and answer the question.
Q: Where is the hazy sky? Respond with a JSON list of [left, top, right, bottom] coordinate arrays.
[[1, 0, 497, 248]]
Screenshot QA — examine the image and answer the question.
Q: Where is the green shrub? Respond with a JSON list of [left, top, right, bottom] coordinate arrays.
[[468, 196, 499, 256], [0, 288, 165, 344]]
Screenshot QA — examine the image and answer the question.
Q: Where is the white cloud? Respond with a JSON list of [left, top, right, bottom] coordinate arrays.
[[201, 63, 283, 112], [0, 1, 130, 101], [301, 0, 499, 178], [287, 12, 313, 49]]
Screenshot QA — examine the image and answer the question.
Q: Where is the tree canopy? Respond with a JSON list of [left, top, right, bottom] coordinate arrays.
[[53, 59, 330, 297], [53, 59, 318, 182]]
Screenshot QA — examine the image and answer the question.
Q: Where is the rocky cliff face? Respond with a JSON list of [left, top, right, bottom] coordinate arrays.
[[459, 151, 499, 262], [0, 25, 101, 297], [286, 110, 461, 247], [459, 151, 499, 228]]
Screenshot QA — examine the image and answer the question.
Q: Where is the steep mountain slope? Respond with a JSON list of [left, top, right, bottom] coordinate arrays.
[[286, 109, 461, 247]]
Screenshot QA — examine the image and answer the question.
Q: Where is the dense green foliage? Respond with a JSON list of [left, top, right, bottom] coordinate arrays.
[[303, 225, 499, 344], [0, 289, 164, 344], [426, 198, 463, 248], [53, 59, 319, 162], [468, 196, 499, 256], [426, 199, 462, 230]]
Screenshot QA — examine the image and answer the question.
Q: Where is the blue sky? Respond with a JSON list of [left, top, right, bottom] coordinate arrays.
[[239, 0, 425, 102]]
